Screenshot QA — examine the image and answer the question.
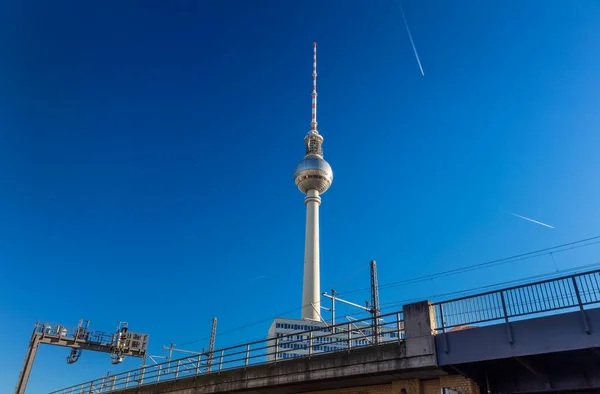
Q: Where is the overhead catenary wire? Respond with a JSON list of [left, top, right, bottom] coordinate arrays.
[[338, 236, 600, 296], [175, 235, 600, 348], [104, 260, 600, 377], [177, 305, 303, 347], [176, 259, 600, 353], [334, 261, 600, 323], [376, 261, 600, 312], [333, 261, 371, 289]]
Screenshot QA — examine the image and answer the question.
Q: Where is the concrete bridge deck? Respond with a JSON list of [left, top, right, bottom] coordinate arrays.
[[50, 269, 600, 394], [114, 341, 443, 394]]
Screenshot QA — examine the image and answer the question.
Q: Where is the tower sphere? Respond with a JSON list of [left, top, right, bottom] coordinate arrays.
[[293, 154, 333, 194]]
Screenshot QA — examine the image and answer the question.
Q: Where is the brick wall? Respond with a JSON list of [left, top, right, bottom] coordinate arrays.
[[304, 384, 392, 394], [439, 375, 480, 394], [302, 375, 480, 394], [392, 378, 423, 394]]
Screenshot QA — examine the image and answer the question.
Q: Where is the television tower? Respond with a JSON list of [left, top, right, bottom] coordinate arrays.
[[293, 43, 334, 321]]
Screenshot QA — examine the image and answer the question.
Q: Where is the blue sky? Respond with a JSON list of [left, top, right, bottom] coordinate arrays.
[[2, 0, 600, 392]]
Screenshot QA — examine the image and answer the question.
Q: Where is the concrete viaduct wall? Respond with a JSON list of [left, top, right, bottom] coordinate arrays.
[[112, 302, 452, 394]]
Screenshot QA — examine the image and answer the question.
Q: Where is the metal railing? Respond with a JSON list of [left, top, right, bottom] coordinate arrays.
[[434, 269, 600, 335], [49, 312, 404, 394], [51, 269, 600, 393]]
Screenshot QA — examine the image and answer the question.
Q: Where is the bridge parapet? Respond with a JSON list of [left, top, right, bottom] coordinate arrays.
[[50, 302, 440, 394]]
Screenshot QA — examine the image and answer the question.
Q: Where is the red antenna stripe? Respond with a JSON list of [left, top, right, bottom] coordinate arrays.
[[311, 42, 317, 131]]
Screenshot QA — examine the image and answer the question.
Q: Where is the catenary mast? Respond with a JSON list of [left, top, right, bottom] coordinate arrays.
[[293, 43, 334, 321]]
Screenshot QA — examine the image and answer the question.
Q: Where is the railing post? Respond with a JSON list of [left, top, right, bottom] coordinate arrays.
[[175, 360, 180, 379], [110, 376, 115, 391], [572, 276, 591, 334], [347, 322, 352, 350], [439, 303, 449, 353], [125, 372, 130, 388], [396, 312, 402, 341], [308, 331, 313, 357], [139, 358, 145, 386], [157, 365, 161, 383], [245, 344, 250, 367], [100, 377, 105, 393], [500, 291, 514, 344], [274, 338, 279, 363], [196, 354, 201, 375], [219, 350, 224, 372]]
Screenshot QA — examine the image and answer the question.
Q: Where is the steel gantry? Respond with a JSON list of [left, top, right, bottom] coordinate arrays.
[[15, 319, 148, 394]]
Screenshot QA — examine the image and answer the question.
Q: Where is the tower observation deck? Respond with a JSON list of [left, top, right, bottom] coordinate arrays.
[[293, 43, 333, 321]]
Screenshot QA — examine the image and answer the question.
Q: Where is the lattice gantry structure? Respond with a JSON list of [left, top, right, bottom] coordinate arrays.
[[15, 319, 148, 394]]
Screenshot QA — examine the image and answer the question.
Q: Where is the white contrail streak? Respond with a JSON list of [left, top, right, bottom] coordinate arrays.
[[508, 212, 555, 229], [399, 1, 425, 76]]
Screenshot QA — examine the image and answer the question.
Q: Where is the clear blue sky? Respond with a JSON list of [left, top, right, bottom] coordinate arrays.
[[2, 0, 600, 392]]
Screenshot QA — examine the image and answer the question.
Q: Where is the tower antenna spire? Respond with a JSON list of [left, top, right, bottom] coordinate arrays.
[[311, 42, 318, 132], [294, 42, 333, 322]]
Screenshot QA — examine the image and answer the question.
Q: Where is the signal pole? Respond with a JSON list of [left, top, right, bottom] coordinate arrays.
[[206, 317, 217, 371], [370, 260, 381, 344]]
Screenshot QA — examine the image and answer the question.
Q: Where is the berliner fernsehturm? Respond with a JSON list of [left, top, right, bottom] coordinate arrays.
[[293, 43, 334, 321]]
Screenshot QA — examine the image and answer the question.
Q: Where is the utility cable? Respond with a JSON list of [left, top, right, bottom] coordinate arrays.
[[338, 236, 600, 296], [174, 235, 600, 348], [335, 261, 600, 320]]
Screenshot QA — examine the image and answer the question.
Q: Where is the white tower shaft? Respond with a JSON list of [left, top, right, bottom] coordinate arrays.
[[302, 189, 321, 320], [294, 42, 332, 321]]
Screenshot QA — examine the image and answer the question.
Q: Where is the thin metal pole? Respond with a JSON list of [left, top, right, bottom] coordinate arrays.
[[195, 354, 201, 375], [245, 344, 250, 367], [347, 322, 352, 350], [308, 331, 313, 357], [139, 357, 146, 386], [219, 350, 224, 371], [439, 304, 449, 353], [274, 338, 279, 363], [500, 291, 514, 344], [125, 372, 130, 388], [175, 360, 180, 379], [572, 276, 591, 334], [396, 312, 402, 341], [157, 365, 161, 383], [15, 329, 41, 394], [331, 289, 336, 328]]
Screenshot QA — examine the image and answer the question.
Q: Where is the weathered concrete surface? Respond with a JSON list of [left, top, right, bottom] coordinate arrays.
[[403, 301, 436, 358], [114, 339, 444, 394]]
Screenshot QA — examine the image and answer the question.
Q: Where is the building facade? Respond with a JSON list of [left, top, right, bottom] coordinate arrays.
[[267, 317, 402, 361]]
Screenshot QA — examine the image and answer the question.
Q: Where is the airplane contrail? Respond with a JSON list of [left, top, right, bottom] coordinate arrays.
[[398, 1, 425, 76], [508, 212, 554, 229]]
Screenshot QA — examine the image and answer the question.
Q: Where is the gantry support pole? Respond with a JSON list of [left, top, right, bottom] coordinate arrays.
[[15, 329, 40, 394]]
